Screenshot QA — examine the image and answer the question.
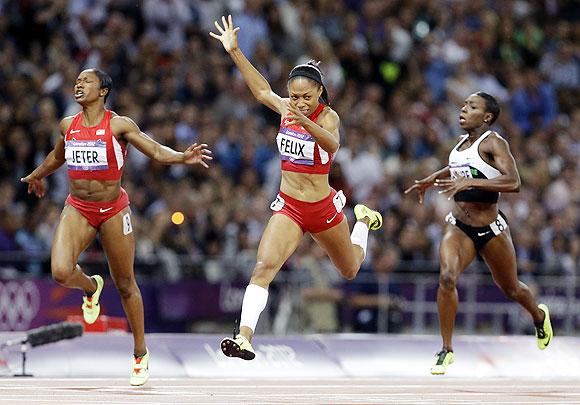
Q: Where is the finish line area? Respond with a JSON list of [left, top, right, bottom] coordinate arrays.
[[1, 377, 579, 404], [1, 333, 579, 404]]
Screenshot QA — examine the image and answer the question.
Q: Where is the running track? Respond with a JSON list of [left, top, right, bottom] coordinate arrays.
[[1, 378, 579, 404]]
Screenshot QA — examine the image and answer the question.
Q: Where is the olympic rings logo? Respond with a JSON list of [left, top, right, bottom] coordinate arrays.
[[0, 281, 41, 331]]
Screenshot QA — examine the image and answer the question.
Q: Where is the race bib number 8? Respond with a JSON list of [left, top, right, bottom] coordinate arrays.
[[270, 194, 285, 212], [122, 213, 133, 235], [333, 190, 346, 213]]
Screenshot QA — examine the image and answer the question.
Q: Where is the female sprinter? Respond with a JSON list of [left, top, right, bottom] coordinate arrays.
[[21, 68, 212, 384], [210, 16, 383, 360], [405, 92, 552, 375]]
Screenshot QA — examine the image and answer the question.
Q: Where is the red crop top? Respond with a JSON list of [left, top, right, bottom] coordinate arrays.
[[277, 103, 334, 175], [64, 110, 127, 181]]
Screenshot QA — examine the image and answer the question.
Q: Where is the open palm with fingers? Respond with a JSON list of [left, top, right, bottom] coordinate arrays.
[[404, 176, 437, 204], [209, 15, 240, 53], [183, 143, 213, 168], [20, 175, 46, 198], [434, 177, 472, 200]]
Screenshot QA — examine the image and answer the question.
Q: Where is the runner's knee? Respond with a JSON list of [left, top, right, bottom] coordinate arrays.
[[51, 262, 74, 286], [250, 261, 278, 287], [112, 275, 137, 299], [438, 268, 459, 291]]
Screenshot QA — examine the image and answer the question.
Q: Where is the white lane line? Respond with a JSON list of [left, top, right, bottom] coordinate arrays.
[[0, 380, 580, 392], [0, 400, 575, 405], [2, 388, 580, 397], [2, 392, 580, 399]]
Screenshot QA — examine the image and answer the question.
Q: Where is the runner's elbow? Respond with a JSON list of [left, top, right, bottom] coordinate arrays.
[[254, 89, 272, 104], [323, 141, 339, 154]]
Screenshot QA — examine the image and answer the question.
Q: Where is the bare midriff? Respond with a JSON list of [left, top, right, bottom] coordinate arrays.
[[452, 201, 499, 227], [69, 179, 122, 202], [280, 170, 331, 202]]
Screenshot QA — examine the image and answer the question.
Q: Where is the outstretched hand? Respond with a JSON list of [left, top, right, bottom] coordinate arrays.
[[20, 175, 46, 198], [434, 177, 472, 200], [209, 15, 240, 53], [404, 177, 436, 204], [183, 143, 213, 168]]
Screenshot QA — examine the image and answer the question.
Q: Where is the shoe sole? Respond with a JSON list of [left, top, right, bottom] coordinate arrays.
[[431, 355, 454, 375], [220, 337, 255, 360], [83, 275, 104, 324], [92, 275, 104, 301], [369, 212, 382, 230], [130, 375, 150, 386]]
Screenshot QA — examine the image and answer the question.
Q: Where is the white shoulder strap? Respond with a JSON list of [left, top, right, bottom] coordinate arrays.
[[453, 134, 469, 150], [473, 130, 492, 148]]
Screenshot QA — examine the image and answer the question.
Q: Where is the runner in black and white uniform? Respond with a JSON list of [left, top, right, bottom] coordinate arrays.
[[405, 91, 553, 375], [445, 129, 508, 250]]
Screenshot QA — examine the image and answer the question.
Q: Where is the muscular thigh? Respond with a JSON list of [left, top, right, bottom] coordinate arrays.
[[310, 217, 357, 269], [51, 205, 97, 269], [439, 225, 477, 276], [480, 229, 518, 287], [99, 207, 135, 279], [256, 214, 303, 269]]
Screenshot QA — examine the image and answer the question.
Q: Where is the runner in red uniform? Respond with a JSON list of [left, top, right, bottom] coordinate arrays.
[[210, 16, 383, 360], [21, 69, 212, 385]]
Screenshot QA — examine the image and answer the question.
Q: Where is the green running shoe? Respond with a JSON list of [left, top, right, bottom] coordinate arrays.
[[536, 303, 553, 350], [354, 204, 383, 231], [431, 348, 454, 375], [82, 275, 104, 324], [130, 348, 150, 386]]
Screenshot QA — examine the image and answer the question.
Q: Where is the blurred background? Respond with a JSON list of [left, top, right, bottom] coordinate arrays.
[[0, 0, 577, 337]]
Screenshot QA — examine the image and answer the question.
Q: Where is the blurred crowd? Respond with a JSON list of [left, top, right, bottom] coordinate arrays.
[[0, 0, 578, 322]]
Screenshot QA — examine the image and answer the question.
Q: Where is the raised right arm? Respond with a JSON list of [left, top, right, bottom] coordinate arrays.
[[210, 15, 286, 115]]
